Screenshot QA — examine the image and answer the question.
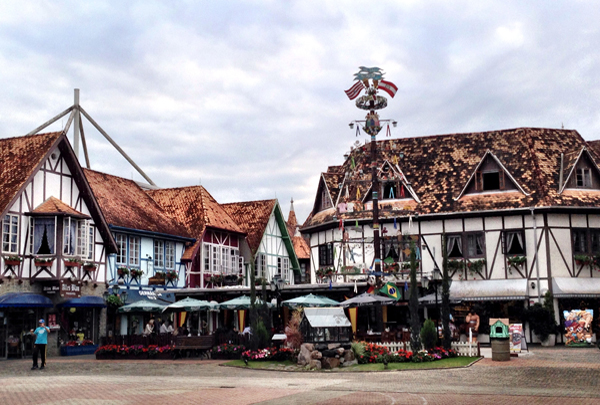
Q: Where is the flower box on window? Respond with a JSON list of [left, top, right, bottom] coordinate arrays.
[[64, 257, 83, 268], [165, 270, 178, 281], [130, 269, 143, 279], [34, 257, 55, 267], [83, 262, 97, 272], [3, 256, 22, 267], [148, 271, 166, 285], [117, 266, 130, 277]]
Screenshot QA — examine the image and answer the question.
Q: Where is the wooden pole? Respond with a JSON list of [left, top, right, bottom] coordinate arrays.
[[26, 106, 73, 136], [79, 106, 156, 186], [62, 110, 76, 135], [73, 89, 80, 160], [78, 111, 91, 169]]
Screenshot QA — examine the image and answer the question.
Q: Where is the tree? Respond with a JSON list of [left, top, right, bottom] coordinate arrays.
[[249, 256, 271, 349], [441, 233, 452, 349], [420, 319, 438, 351], [408, 241, 421, 352]]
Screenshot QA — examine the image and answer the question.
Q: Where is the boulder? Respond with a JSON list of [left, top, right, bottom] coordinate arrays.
[[322, 349, 337, 358], [322, 357, 341, 369], [327, 343, 341, 350], [298, 343, 314, 366], [311, 350, 322, 359], [336, 348, 345, 356], [343, 350, 355, 362], [308, 359, 322, 370], [339, 357, 345, 364], [342, 343, 352, 350], [315, 343, 328, 351], [341, 359, 358, 367]]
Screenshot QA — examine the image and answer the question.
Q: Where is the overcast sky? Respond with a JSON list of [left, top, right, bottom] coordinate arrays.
[[1, 1, 599, 224]]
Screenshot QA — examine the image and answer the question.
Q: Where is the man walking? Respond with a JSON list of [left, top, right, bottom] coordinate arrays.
[[30, 318, 50, 370]]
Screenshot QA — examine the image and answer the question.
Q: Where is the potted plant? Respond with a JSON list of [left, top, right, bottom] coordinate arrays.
[[64, 257, 83, 268], [83, 262, 97, 272], [237, 274, 244, 285], [34, 256, 55, 267], [3, 255, 22, 266], [507, 255, 526, 274], [524, 291, 558, 346], [130, 268, 143, 279], [117, 266, 130, 277], [165, 270, 178, 283], [574, 254, 593, 267], [466, 259, 486, 275]]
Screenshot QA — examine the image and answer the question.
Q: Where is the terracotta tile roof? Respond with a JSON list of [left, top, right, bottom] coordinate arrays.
[[286, 209, 298, 236], [587, 140, 600, 158], [292, 235, 310, 259], [31, 196, 89, 218], [0, 132, 62, 215], [147, 186, 243, 239], [303, 127, 600, 229], [84, 169, 190, 238], [221, 199, 276, 255]]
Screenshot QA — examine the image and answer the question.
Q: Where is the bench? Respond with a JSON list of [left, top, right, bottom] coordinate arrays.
[[173, 335, 215, 358]]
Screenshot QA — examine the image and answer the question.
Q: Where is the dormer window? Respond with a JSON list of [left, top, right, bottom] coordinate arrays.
[[320, 189, 332, 210], [476, 170, 505, 192], [383, 183, 398, 199], [576, 168, 592, 188]]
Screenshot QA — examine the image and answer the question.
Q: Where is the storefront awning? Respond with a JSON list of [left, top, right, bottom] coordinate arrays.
[[304, 307, 351, 328], [449, 279, 528, 301], [0, 292, 53, 308], [117, 288, 175, 304], [552, 277, 600, 298], [57, 296, 106, 308]]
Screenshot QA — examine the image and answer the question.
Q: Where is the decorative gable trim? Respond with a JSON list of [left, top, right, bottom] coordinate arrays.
[[455, 150, 529, 201], [311, 174, 334, 214], [272, 202, 301, 275], [360, 160, 421, 203], [559, 147, 600, 193]]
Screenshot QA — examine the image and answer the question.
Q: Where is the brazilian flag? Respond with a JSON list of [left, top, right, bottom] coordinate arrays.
[[379, 282, 400, 301]]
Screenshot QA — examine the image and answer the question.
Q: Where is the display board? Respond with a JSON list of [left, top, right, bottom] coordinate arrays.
[[563, 309, 594, 346], [509, 323, 523, 353]]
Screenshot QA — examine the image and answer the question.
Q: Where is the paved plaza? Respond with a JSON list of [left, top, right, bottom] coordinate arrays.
[[0, 347, 599, 404]]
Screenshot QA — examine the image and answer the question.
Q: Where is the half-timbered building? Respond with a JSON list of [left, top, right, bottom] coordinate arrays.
[[301, 127, 600, 343], [0, 132, 116, 357]]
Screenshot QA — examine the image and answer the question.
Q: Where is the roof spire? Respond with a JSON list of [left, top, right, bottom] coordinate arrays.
[[290, 197, 295, 212]]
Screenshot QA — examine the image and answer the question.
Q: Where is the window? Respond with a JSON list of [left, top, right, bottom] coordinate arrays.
[[115, 234, 127, 264], [203, 242, 240, 274], [447, 235, 463, 258], [277, 257, 282, 276], [87, 225, 94, 260], [63, 217, 77, 255], [204, 244, 210, 271], [76, 220, 91, 258], [576, 168, 592, 188], [165, 241, 175, 269], [572, 229, 600, 255], [255, 253, 266, 277], [212, 245, 219, 272], [502, 230, 525, 255], [475, 170, 505, 192], [129, 236, 140, 266], [383, 183, 399, 199], [33, 217, 55, 255], [318, 243, 334, 267], [320, 189, 332, 210], [466, 233, 485, 258], [2, 214, 19, 253], [221, 246, 230, 274], [282, 257, 290, 280], [154, 240, 164, 268]]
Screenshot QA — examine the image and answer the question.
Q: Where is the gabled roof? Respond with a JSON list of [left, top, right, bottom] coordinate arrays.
[[30, 196, 89, 218], [147, 186, 243, 237], [559, 147, 600, 193], [292, 236, 310, 260], [0, 132, 62, 215], [587, 140, 600, 158], [84, 169, 190, 238], [303, 127, 600, 229], [455, 150, 529, 200], [222, 199, 277, 255]]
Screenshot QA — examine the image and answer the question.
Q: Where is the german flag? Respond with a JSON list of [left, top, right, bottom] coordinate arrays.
[[379, 282, 400, 301]]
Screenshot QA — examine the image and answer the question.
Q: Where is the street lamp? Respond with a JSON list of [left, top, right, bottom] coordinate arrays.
[[270, 275, 285, 328]]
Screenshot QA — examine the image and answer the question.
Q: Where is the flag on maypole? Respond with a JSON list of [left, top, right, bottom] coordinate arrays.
[[378, 80, 398, 98], [344, 81, 364, 100]]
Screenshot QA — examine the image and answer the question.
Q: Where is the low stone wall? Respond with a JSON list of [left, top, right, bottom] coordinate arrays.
[[297, 343, 357, 370]]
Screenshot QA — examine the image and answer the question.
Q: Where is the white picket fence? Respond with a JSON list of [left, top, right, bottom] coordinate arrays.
[[373, 341, 480, 357]]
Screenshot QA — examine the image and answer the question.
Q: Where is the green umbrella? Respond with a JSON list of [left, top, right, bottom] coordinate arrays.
[[281, 293, 340, 309], [117, 299, 166, 313], [162, 297, 216, 313], [218, 295, 273, 310]]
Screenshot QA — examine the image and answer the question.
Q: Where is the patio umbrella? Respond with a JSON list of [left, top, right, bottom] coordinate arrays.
[[162, 297, 216, 313], [281, 294, 340, 309], [339, 292, 395, 308], [117, 299, 166, 313], [218, 295, 273, 310]]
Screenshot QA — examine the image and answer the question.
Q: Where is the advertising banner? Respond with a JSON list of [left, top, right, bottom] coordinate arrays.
[[564, 309, 594, 346], [509, 323, 523, 353]]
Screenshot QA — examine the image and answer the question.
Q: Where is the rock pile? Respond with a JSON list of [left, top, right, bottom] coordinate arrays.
[[297, 343, 357, 370]]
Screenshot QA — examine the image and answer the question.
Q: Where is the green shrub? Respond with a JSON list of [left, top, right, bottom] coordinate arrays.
[[254, 319, 271, 350], [351, 341, 365, 358], [420, 319, 438, 351]]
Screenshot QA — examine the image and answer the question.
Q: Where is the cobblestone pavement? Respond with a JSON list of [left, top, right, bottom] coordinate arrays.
[[1, 347, 599, 404]]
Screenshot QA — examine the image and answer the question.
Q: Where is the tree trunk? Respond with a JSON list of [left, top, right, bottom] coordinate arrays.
[[409, 241, 421, 352]]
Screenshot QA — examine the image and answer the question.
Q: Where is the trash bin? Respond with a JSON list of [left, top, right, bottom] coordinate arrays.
[[490, 319, 510, 362]]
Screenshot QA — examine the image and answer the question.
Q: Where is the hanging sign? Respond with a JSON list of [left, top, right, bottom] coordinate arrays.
[[60, 280, 81, 298]]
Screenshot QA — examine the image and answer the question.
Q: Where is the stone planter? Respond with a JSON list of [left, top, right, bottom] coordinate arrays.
[[541, 334, 556, 347]]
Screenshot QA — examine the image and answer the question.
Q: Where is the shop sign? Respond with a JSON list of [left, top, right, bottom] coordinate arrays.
[[509, 324, 523, 353], [60, 280, 81, 298], [42, 283, 60, 295], [564, 309, 594, 346]]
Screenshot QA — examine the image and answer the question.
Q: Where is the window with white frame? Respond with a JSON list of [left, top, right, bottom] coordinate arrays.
[[87, 225, 94, 260], [255, 253, 266, 277], [202, 242, 240, 274], [2, 214, 19, 254], [154, 240, 164, 268], [165, 241, 175, 269], [221, 246, 230, 274], [32, 217, 56, 255], [76, 220, 91, 258], [63, 217, 77, 255], [277, 257, 282, 276], [115, 234, 127, 264], [129, 236, 140, 266], [204, 244, 210, 271], [282, 257, 290, 280]]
